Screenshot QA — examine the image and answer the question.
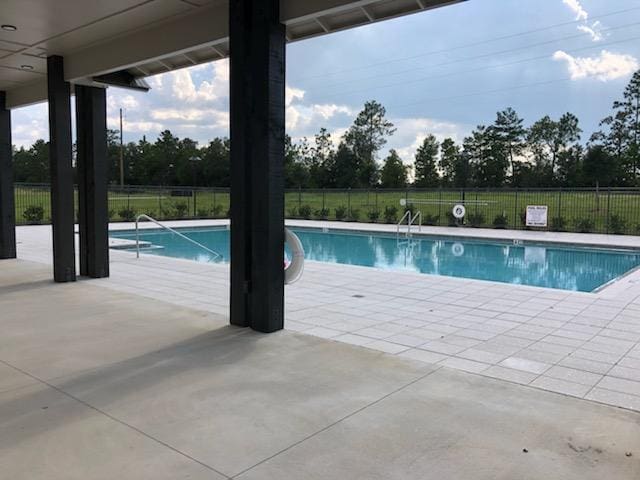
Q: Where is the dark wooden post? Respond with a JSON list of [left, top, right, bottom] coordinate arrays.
[[0, 91, 16, 259], [47, 55, 76, 282], [76, 85, 109, 278], [229, 0, 286, 332]]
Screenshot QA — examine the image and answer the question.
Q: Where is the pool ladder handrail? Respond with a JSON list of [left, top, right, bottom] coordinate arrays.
[[397, 210, 422, 238], [134, 214, 222, 261]]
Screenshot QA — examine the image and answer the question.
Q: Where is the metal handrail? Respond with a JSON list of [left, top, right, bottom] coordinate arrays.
[[134, 214, 222, 261], [397, 210, 411, 236], [397, 210, 422, 237]]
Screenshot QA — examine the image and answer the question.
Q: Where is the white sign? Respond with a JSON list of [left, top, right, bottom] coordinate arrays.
[[526, 205, 548, 227], [452, 204, 466, 219]]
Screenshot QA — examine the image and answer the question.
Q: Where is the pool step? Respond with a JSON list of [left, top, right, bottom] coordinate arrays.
[[109, 237, 152, 250]]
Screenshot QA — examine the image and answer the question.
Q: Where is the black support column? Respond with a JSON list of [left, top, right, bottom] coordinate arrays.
[[75, 85, 109, 278], [229, 0, 286, 332], [47, 55, 76, 282], [0, 91, 16, 260]]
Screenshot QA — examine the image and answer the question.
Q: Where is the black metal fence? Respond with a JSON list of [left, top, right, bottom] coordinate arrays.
[[12, 183, 640, 235]]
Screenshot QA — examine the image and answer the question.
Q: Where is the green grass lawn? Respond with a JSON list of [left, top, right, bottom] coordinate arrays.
[[13, 186, 640, 235]]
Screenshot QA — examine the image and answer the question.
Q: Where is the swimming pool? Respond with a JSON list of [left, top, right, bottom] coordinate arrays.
[[110, 227, 640, 292]]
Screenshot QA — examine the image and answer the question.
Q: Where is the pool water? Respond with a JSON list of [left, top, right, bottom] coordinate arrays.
[[110, 227, 640, 292]]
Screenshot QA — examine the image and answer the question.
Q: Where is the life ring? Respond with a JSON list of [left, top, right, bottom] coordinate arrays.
[[284, 228, 304, 284]]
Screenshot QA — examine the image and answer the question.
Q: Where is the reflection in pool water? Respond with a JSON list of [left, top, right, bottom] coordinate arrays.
[[110, 227, 640, 292]]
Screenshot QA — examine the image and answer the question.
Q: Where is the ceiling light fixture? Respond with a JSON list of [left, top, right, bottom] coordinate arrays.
[[20, 64, 33, 70], [1, 24, 17, 31]]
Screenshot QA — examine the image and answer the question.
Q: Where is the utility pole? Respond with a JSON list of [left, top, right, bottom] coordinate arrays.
[[119, 108, 124, 186]]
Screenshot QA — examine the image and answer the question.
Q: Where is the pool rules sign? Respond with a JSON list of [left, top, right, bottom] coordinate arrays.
[[526, 205, 548, 227]]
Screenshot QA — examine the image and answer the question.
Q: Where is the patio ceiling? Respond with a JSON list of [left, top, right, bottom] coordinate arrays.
[[0, 0, 465, 108]]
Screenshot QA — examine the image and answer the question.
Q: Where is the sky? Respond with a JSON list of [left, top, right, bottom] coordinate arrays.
[[10, 0, 640, 164]]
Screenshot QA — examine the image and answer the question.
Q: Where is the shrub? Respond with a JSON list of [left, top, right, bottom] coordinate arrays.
[[226, 208, 231, 218], [348, 208, 360, 222], [108, 209, 116, 221], [493, 213, 509, 229], [383, 205, 398, 223], [467, 212, 485, 228], [23, 205, 44, 224], [174, 203, 189, 218], [196, 208, 210, 218], [607, 214, 627, 235], [314, 207, 330, 220], [334, 205, 347, 221], [550, 216, 567, 232], [286, 207, 298, 218], [117, 207, 136, 222], [575, 217, 595, 233], [298, 205, 312, 219], [423, 213, 440, 226], [212, 205, 223, 217], [368, 210, 380, 222], [519, 211, 528, 227], [446, 212, 458, 226]]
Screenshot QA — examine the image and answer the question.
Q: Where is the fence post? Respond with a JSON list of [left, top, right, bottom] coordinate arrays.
[[193, 189, 197, 217], [438, 188, 442, 226], [606, 187, 611, 234], [514, 188, 518, 229], [558, 188, 562, 224], [158, 189, 162, 217], [322, 189, 325, 212], [213, 189, 216, 216], [347, 188, 351, 216]]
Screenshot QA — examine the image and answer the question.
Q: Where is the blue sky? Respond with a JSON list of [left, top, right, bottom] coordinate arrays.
[[11, 0, 640, 163]]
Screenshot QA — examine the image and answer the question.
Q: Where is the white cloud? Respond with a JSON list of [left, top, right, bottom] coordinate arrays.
[[577, 21, 604, 42], [553, 50, 639, 81], [170, 60, 228, 103], [285, 86, 305, 106], [563, 0, 588, 21], [150, 108, 229, 128], [387, 117, 468, 164]]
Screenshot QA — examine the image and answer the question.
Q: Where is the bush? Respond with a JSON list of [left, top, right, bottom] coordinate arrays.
[[467, 212, 485, 228], [212, 205, 223, 217], [607, 214, 627, 234], [174, 203, 189, 218], [196, 208, 209, 218], [423, 213, 440, 226], [226, 208, 231, 218], [493, 213, 508, 229], [575, 217, 595, 233], [108, 209, 116, 221], [314, 207, 330, 220], [286, 207, 298, 218], [348, 209, 360, 222], [298, 205, 312, 219], [383, 205, 398, 223], [334, 205, 347, 221], [368, 210, 380, 222], [23, 205, 44, 224], [550, 216, 567, 232], [446, 211, 458, 226], [117, 207, 136, 222], [519, 211, 527, 227]]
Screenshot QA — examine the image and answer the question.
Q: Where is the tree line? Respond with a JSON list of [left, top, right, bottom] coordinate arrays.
[[12, 70, 640, 189]]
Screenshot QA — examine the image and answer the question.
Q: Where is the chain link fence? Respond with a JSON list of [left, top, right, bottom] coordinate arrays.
[[13, 183, 640, 235]]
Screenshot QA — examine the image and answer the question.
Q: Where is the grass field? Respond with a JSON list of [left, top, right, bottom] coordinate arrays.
[[13, 185, 640, 235]]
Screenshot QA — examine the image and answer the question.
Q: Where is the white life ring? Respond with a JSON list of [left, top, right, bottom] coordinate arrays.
[[284, 228, 304, 285], [452, 204, 466, 219]]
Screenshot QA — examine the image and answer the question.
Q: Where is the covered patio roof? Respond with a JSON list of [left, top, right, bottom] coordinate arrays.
[[1, 0, 464, 108]]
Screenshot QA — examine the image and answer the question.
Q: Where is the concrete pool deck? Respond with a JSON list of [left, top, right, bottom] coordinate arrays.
[[1, 259, 639, 479], [12, 221, 640, 414]]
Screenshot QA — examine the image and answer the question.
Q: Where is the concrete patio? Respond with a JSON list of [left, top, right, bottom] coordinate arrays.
[[1, 259, 639, 479]]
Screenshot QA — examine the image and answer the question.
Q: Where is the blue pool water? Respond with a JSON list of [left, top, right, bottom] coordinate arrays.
[[110, 227, 640, 292]]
